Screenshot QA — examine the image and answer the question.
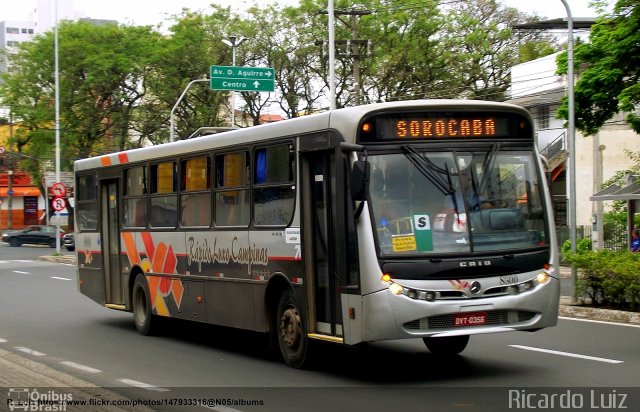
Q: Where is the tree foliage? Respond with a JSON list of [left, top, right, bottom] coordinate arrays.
[[557, 0, 640, 136], [0, 21, 162, 184]]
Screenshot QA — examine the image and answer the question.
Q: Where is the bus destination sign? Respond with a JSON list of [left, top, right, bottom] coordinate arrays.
[[358, 112, 531, 142]]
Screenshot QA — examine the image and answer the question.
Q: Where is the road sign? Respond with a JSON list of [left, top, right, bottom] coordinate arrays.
[[51, 182, 67, 198], [52, 197, 67, 211], [210, 65, 275, 92]]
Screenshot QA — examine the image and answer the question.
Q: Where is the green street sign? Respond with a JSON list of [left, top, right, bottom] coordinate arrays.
[[210, 65, 275, 92]]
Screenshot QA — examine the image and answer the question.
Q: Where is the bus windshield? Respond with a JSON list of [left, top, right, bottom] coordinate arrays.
[[368, 147, 547, 255]]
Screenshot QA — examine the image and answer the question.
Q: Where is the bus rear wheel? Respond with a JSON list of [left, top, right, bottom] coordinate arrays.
[[132, 274, 158, 336], [277, 290, 309, 368], [423, 335, 469, 355]]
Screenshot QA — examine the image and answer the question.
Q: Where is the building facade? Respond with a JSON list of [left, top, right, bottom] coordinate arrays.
[[0, 20, 37, 81]]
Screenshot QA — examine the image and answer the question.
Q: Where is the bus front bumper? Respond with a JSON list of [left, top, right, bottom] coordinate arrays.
[[360, 276, 560, 343]]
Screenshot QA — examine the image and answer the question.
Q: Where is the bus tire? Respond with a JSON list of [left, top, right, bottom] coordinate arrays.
[[276, 290, 309, 368], [132, 274, 157, 336], [423, 335, 469, 355]]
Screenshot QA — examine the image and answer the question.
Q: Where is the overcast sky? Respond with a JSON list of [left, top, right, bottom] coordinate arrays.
[[3, 0, 603, 28]]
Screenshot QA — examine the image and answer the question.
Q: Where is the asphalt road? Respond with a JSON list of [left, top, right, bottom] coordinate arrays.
[[1, 250, 639, 411]]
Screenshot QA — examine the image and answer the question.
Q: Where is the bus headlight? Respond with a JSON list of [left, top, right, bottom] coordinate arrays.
[[537, 272, 550, 285], [389, 282, 404, 295]]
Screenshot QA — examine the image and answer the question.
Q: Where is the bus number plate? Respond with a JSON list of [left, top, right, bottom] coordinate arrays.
[[454, 312, 487, 327]]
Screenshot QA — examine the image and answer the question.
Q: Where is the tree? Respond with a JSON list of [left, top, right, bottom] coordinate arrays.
[[240, 4, 324, 119], [0, 20, 163, 184], [147, 6, 237, 141], [557, 0, 640, 136], [443, 0, 559, 101]]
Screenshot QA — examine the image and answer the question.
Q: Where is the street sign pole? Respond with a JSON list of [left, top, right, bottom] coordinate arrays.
[[221, 35, 248, 127]]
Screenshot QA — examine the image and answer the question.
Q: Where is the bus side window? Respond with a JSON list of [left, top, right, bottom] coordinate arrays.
[[123, 166, 147, 228], [150, 162, 178, 228], [215, 151, 250, 227], [180, 157, 211, 227], [253, 144, 295, 226]]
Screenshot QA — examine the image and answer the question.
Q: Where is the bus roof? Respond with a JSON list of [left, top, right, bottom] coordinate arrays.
[[74, 99, 530, 172]]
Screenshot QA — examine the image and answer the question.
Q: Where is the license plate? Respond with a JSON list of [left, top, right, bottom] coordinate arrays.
[[454, 312, 487, 327]]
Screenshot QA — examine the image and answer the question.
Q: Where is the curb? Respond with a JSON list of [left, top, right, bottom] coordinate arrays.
[[559, 300, 640, 325]]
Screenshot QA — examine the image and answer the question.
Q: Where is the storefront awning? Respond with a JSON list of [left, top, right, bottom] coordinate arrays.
[[0, 187, 42, 197]]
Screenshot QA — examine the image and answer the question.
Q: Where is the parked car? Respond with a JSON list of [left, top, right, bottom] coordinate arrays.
[[63, 233, 75, 251], [1, 225, 64, 248]]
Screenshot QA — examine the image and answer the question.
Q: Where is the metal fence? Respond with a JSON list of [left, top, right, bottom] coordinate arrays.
[[556, 221, 629, 254]]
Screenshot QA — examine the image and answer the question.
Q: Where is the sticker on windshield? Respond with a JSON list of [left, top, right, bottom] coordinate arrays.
[[391, 235, 417, 252], [413, 214, 434, 251]]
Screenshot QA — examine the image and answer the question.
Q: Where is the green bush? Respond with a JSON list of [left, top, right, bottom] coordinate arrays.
[[563, 242, 640, 310]]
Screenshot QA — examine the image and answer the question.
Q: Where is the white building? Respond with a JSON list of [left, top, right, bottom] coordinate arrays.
[[508, 53, 640, 238], [1, 0, 80, 89], [0, 20, 37, 76]]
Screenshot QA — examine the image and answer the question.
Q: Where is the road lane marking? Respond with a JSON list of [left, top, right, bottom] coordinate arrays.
[[0, 338, 7, 343], [116, 378, 170, 392], [509, 345, 624, 364], [13, 260, 33, 263], [61, 361, 102, 374], [560, 316, 640, 328], [14, 347, 46, 357], [51, 276, 72, 281], [13, 271, 30, 274]]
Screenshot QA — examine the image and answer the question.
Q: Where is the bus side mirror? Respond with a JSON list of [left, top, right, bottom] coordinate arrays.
[[351, 160, 370, 202]]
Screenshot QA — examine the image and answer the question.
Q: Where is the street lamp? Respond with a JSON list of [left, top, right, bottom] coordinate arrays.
[[170, 78, 209, 142], [222, 35, 247, 127], [559, 0, 577, 297]]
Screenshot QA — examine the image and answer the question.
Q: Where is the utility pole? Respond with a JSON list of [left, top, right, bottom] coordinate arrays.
[[319, 8, 372, 106]]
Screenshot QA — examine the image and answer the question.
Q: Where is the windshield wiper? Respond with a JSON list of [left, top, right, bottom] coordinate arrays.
[[402, 146, 462, 217], [402, 146, 454, 196], [478, 143, 500, 194]]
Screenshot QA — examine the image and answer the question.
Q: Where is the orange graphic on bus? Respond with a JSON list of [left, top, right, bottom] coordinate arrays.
[[122, 232, 184, 316]]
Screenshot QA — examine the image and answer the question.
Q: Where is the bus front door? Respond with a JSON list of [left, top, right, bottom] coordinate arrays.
[[301, 150, 350, 341], [100, 180, 123, 306]]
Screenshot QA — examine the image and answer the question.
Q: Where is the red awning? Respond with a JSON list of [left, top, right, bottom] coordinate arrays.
[[0, 187, 42, 197]]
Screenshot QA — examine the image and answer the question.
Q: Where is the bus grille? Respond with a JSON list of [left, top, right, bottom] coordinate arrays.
[[403, 310, 537, 331]]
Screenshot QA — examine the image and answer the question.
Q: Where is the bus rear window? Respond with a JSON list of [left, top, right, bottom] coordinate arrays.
[[76, 174, 98, 231]]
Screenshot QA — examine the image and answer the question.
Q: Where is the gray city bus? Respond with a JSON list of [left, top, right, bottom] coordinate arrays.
[[74, 100, 560, 368]]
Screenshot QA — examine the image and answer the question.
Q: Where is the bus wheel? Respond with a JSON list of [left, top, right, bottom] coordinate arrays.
[[132, 274, 157, 336], [423, 335, 469, 355], [277, 290, 308, 368]]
